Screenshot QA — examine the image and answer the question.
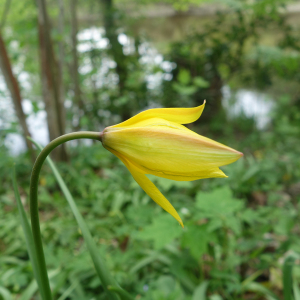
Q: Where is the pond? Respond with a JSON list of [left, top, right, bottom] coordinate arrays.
[[1, 23, 275, 155]]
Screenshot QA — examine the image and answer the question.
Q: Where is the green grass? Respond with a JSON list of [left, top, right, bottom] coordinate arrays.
[[1, 98, 300, 299]]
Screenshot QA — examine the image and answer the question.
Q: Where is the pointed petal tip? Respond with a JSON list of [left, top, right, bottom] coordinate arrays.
[[197, 100, 206, 110], [231, 149, 244, 158], [231, 150, 244, 162], [179, 219, 184, 228]]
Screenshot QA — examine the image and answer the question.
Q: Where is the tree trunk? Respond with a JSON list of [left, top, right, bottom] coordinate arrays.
[[0, 0, 12, 29], [70, 0, 84, 130], [57, 0, 66, 116], [102, 0, 127, 91], [200, 72, 225, 125], [101, 0, 129, 121], [36, 0, 68, 161], [0, 31, 35, 161]]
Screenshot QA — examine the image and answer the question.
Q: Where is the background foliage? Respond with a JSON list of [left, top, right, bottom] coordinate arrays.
[[1, 0, 300, 299]]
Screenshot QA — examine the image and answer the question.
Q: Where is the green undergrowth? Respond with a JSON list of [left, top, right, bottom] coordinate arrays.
[[1, 99, 300, 299]]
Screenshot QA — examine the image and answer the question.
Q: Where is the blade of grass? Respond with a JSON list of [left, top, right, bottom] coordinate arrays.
[[0, 286, 12, 300], [29, 133, 102, 300], [241, 270, 264, 287], [107, 286, 136, 300], [192, 281, 209, 300], [242, 282, 279, 300], [283, 256, 295, 300], [293, 282, 300, 300], [29, 138, 134, 300], [19, 280, 37, 300], [56, 281, 77, 300], [70, 277, 88, 300], [19, 269, 60, 300], [12, 165, 47, 300]]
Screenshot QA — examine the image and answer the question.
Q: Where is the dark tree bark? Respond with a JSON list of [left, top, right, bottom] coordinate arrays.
[[57, 0, 66, 113], [0, 0, 11, 29], [101, 0, 130, 121], [0, 31, 35, 161], [101, 0, 127, 93], [70, 0, 84, 129], [36, 0, 68, 161]]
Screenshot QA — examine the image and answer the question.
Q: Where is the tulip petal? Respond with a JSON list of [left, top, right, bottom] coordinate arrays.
[[108, 117, 193, 131], [111, 101, 206, 128], [138, 166, 227, 181], [117, 156, 228, 181], [103, 124, 243, 176], [107, 147, 184, 227]]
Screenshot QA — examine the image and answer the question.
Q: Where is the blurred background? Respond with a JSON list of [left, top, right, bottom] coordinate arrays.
[[1, 0, 300, 299]]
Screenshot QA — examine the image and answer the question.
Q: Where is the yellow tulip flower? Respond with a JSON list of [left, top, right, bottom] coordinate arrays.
[[100, 101, 243, 227]]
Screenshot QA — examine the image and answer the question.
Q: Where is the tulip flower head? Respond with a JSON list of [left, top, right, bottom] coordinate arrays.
[[100, 101, 243, 227]]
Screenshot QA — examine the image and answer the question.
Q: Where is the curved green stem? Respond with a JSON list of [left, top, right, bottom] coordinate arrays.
[[30, 132, 100, 299], [108, 286, 135, 300]]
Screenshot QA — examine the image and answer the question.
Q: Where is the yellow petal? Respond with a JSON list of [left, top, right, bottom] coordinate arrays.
[[116, 156, 228, 181], [109, 117, 193, 131], [111, 101, 206, 128], [147, 168, 227, 181], [107, 147, 184, 227], [103, 121, 243, 177]]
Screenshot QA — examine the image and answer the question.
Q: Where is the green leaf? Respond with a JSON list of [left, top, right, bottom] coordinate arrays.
[[225, 217, 241, 235], [136, 214, 183, 249], [12, 166, 45, 300], [170, 262, 197, 292], [242, 282, 279, 300], [209, 295, 223, 300], [156, 276, 176, 296], [130, 251, 171, 274], [293, 282, 300, 300], [19, 280, 38, 300], [150, 175, 192, 192], [173, 82, 197, 96], [192, 281, 209, 300], [182, 224, 210, 259], [107, 286, 136, 300], [177, 69, 191, 85], [30, 139, 133, 300], [241, 209, 259, 225], [193, 77, 210, 88], [207, 219, 223, 232], [196, 187, 244, 217], [19, 269, 60, 300], [283, 256, 295, 300], [56, 281, 77, 300], [241, 164, 260, 182], [0, 287, 12, 300]]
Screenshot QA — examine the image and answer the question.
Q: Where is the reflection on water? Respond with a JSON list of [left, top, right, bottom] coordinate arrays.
[[3, 87, 274, 155], [2, 99, 49, 155], [222, 86, 274, 129], [1, 28, 274, 155], [2, 28, 174, 155]]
